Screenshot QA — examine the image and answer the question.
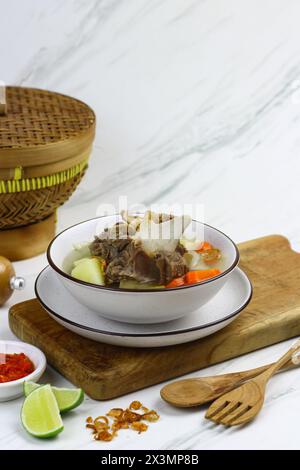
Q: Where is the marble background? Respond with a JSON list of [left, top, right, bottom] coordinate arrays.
[[1, 0, 300, 450], [1, 0, 300, 245]]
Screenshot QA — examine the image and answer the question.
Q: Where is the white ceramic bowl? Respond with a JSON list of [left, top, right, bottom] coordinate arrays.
[[0, 341, 46, 402], [47, 215, 239, 324]]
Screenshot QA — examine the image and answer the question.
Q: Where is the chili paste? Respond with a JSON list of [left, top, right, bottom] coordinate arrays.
[[0, 353, 34, 383]]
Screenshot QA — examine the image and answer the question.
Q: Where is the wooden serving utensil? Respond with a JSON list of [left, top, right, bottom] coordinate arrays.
[[161, 357, 296, 408], [205, 339, 300, 426]]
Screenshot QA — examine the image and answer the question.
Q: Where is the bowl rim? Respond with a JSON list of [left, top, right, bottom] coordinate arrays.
[[47, 214, 240, 293], [0, 340, 46, 389], [35, 266, 252, 337]]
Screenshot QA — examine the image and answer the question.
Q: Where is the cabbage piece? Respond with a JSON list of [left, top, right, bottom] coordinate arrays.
[[184, 251, 207, 270], [72, 242, 91, 259], [180, 238, 204, 252]]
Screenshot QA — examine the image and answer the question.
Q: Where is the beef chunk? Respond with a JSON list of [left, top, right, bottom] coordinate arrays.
[[105, 241, 160, 284], [90, 224, 187, 285], [152, 248, 187, 285], [90, 223, 133, 263]]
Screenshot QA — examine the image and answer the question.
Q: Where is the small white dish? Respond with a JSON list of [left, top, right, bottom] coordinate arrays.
[[47, 214, 239, 324], [0, 341, 46, 402], [35, 266, 252, 348]]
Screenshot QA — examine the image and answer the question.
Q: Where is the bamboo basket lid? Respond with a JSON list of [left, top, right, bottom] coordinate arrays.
[[0, 86, 95, 260], [0, 86, 96, 170]]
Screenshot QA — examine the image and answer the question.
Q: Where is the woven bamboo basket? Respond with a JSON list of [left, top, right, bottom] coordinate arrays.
[[0, 86, 96, 260]]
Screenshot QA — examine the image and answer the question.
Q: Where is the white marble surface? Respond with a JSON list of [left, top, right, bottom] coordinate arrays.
[[1, 0, 300, 450]]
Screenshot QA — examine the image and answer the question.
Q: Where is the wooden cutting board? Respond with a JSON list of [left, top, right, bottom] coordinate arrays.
[[9, 235, 300, 400]]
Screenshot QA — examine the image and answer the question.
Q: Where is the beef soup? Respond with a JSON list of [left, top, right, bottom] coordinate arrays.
[[47, 213, 239, 323], [66, 211, 224, 290]]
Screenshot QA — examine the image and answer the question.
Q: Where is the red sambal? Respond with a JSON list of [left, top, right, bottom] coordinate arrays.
[[0, 353, 34, 383]]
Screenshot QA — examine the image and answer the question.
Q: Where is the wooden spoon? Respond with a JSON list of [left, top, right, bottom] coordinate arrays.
[[160, 357, 296, 408], [205, 339, 300, 426]]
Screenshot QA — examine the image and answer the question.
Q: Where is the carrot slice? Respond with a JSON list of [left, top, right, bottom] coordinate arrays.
[[185, 269, 221, 284], [166, 268, 221, 288], [166, 277, 186, 288], [196, 241, 213, 253]]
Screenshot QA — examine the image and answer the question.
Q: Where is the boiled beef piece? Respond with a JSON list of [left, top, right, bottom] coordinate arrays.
[[90, 225, 187, 285], [90, 222, 134, 263], [152, 248, 187, 285]]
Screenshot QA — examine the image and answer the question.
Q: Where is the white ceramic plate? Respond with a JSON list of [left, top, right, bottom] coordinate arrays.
[[0, 341, 46, 401], [36, 266, 252, 348]]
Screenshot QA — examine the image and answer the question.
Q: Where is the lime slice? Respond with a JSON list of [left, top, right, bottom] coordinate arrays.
[[50, 386, 84, 413], [21, 384, 64, 438], [23, 381, 40, 396], [24, 381, 84, 413]]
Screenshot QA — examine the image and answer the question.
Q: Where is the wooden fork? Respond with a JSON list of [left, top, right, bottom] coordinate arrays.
[[205, 339, 300, 426]]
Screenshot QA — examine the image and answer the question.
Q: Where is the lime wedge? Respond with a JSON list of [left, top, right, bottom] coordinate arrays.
[[24, 381, 84, 413], [21, 385, 64, 438], [23, 381, 40, 396], [51, 386, 84, 413]]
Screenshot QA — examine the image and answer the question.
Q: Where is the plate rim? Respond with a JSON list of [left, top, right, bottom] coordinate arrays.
[[35, 266, 253, 338]]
